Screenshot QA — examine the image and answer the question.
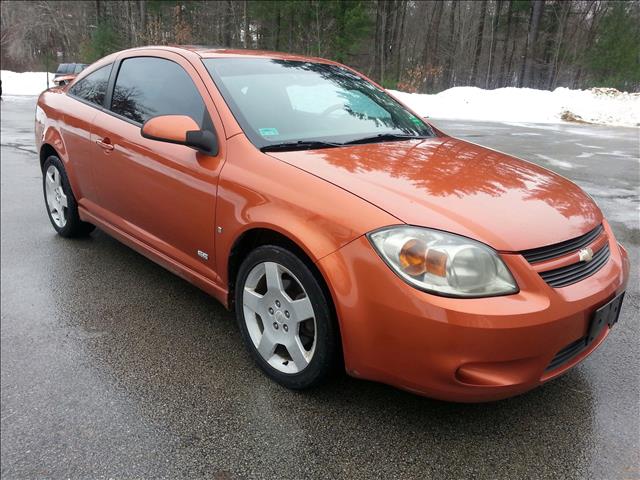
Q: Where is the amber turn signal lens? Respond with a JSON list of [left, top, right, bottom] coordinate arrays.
[[426, 249, 447, 277], [399, 238, 427, 276], [399, 239, 448, 277], [369, 227, 517, 296]]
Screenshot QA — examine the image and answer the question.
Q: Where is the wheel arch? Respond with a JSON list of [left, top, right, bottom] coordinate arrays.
[[39, 128, 82, 200], [227, 227, 345, 366], [228, 227, 329, 309], [39, 143, 59, 171], [40, 123, 69, 164]]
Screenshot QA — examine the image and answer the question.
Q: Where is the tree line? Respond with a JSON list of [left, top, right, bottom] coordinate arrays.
[[1, 0, 638, 92]]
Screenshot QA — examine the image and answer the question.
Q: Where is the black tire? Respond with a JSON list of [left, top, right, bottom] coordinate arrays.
[[234, 245, 339, 389], [42, 155, 95, 237]]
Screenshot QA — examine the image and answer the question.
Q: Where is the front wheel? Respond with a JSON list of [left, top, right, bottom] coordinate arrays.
[[42, 155, 94, 237], [234, 245, 339, 389]]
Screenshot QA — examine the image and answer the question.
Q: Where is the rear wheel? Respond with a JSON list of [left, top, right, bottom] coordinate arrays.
[[235, 245, 338, 389], [42, 155, 94, 237]]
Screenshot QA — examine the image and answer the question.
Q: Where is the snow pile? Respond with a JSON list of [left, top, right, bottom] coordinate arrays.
[[390, 86, 640, 127], [1, 70, 55, 96], [1, 69, 637, 127]]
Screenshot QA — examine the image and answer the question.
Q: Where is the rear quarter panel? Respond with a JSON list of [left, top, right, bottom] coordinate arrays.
[[36, 54, 119, 202], [36, 89, 100, 203], [36, 89, 71, 169]]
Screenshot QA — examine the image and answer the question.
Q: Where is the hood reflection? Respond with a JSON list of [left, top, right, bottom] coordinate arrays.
[[269, 137, 602, 251]]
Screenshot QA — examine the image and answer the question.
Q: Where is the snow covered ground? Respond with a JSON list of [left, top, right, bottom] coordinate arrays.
[[1, 70, 56, 96], [391, 86, 639, 128], [1, 69, 638, 127]]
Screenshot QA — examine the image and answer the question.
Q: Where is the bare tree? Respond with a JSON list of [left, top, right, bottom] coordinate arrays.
[[520, 0, 544, 87], [470, 0, 488, 85], [1, 0, 637, 92]]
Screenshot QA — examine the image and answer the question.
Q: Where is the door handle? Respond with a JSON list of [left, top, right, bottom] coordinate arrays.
[[96, 138, 114, 151]]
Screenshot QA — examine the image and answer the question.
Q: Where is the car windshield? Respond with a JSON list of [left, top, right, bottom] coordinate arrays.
[[203, 58, 433, 150]]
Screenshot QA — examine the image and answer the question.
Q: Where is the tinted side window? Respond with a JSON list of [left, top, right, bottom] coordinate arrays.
[[68, 64, 111, 106], [110, 57, 208, 127]]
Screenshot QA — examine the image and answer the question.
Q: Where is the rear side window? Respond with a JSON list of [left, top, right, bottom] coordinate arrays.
[[110, 57, 208, 127], [68, 64, 112, 106]]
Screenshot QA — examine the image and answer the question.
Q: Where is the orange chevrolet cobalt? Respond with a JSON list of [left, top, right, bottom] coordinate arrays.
[[35, 46, 629, 402]]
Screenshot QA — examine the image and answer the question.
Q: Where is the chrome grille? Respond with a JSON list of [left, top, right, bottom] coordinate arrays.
[[539, 244, 610, 288], [521, 225, 604, 264]]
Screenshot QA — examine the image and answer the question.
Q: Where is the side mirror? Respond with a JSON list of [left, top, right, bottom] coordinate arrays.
[[141, 115, 218, 156]]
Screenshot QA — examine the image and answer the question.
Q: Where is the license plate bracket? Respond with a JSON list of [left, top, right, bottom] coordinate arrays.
[[587, 292, 625, 344]]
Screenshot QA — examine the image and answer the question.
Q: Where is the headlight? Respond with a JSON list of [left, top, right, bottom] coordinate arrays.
[[367, 226, 518, 298]]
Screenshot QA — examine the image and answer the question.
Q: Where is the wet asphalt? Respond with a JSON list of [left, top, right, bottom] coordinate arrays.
[[1, 96, 638, 479]]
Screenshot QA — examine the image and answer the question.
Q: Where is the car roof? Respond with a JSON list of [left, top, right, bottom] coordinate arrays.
[[120, 45, 338, 66]]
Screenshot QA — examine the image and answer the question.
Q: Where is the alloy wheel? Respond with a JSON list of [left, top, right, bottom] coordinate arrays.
[[242, 261, 317, 374], [44, 165, 68, 228]]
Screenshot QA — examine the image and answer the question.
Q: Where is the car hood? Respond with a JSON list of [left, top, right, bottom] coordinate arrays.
[[266, 137, 602, 251]]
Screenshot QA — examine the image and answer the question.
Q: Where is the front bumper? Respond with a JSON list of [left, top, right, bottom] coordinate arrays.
[[317, 221, 630, 402]]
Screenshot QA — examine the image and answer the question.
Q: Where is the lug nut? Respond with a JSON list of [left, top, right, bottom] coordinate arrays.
[[285, 311, 290, 318], [275, 300, 281, 308], [268, 307, 274, 315], [273, 322, 279, 330], [283, 324, 288, 332]]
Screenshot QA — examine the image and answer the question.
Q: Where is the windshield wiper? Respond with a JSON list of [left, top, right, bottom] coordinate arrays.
[[343, 133, 431, 145], [260, 133, 430, 152], [260, 140, 342, 152]]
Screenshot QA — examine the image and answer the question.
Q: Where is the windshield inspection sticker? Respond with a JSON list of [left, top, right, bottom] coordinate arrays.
[[259, 127, 280, 137], [409, 115, 423, 126]]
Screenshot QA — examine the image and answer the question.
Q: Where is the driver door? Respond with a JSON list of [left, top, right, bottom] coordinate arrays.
[[89, 52, 226, 282]]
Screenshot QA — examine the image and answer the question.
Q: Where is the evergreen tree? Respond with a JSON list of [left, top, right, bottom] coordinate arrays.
[[586, 2, 640, 91]]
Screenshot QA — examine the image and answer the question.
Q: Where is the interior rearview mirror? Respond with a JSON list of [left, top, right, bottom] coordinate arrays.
[[141, 115, 218, 156]]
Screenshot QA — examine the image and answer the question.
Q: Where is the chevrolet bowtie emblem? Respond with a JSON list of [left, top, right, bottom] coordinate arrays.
[[579, 247, 594, 262]]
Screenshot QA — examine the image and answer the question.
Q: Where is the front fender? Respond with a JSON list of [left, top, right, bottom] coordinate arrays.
[[215, 135, 398, 288]]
